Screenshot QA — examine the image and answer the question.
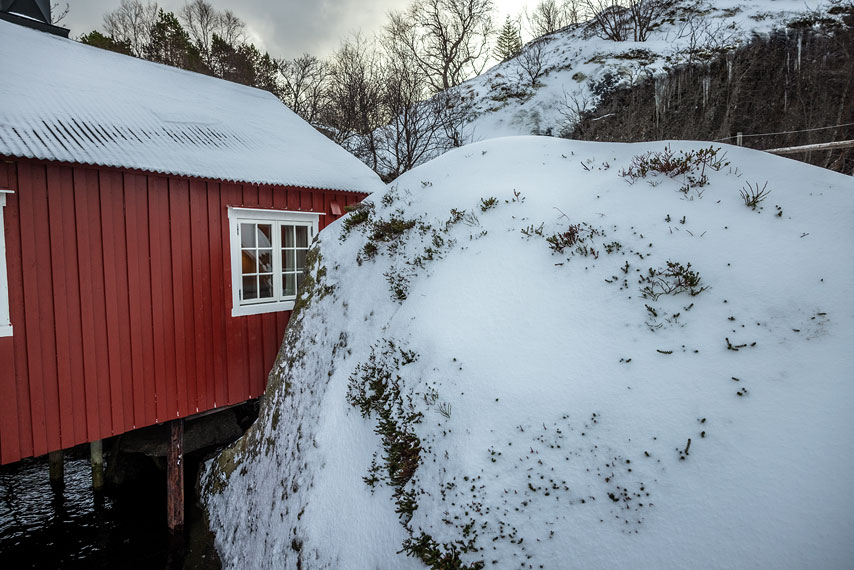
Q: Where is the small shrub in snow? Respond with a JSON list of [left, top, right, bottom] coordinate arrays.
[[620, 145, 729, 196], [370, 216, 418, 242], [384, 270, 411, 301], [639, 260, 709, 300], [521, 223, 545, 238], [340, 201, 375, 239], [346, 341, 481, 569], [739, 181, 772, 210], [479, 196, 498, 212], [545, 222, 603, 258]]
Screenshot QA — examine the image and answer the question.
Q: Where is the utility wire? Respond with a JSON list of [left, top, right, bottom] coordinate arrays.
[[715, 121, 854, 142]]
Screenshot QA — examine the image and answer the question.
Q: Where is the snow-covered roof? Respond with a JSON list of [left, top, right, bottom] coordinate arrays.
[[0, 20, 384, 193]]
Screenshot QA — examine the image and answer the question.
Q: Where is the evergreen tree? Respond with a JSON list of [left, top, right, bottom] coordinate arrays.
[[144, 10, 208, 74], [494, 16, 522, 61], [79, 30, 133, 56]]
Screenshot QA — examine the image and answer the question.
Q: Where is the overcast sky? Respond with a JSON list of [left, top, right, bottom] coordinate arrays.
[[63, 0, 538, 60]]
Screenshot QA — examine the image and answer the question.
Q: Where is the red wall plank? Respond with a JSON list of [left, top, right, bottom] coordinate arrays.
[[125, 173, 155, 428], [148, 176, 177, 422], [99, 170, 127, 434], [223, 182, 248, 405], [0, 157, 367, 464], [2, 164, 29, 460], [57, 169, 88, 445], [168, 179, 193, 418], [0, 165, 21, 462], [73, 167, 103, 441], [18, 163, 55, 455], [45, 165, 77, 448], [189, 180, 212, 414], [207, 182, 228, 408]]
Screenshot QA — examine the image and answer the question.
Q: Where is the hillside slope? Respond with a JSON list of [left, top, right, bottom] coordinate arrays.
[[458, 0, 845, 142], [203, 137, 854, 569]]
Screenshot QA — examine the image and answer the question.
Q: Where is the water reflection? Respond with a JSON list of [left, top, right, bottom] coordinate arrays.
[[0, 455, 168, 569]]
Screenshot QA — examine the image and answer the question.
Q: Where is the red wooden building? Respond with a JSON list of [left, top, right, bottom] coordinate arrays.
[[0, 15, 381, 466]]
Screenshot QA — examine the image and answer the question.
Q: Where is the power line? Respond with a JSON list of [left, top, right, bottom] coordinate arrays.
[[715, 121, 854, 142]]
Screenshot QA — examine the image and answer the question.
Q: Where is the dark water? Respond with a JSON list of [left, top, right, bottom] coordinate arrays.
[[0, 452, 176, 569]]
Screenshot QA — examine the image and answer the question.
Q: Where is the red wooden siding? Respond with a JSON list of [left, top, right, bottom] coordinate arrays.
[[0, 158, 365, 464]]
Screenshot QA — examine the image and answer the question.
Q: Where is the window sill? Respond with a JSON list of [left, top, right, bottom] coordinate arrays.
[[231, 300, 295, 317], [0, 323, 12, 337]]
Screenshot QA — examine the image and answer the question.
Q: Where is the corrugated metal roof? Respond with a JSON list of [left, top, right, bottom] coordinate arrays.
[[0, 20, 384, 194]]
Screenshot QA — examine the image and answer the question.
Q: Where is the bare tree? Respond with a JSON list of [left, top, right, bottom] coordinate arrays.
[[584, 0, 631, 41], [180, 0, 218, 56], [585, 0, 673, 42], [386, 0, 495, 93], [376, 60, 440, 178], [217, 10, 246, 45], [627, 0, 674, 42], [325, 34, 385, 170], [280, 55, 331, 127], [51, 2, 69, 25], [564, 0, 585, 27], [103, 0, 159, 57], [179, 1, 247, 63], [671, 10, 741, 62], [525, 0, 568, 38], [433, 89, 474, 148], [375, 29, 475, 179], [516, 38, 549, 87], [558, 87, 592, 128]]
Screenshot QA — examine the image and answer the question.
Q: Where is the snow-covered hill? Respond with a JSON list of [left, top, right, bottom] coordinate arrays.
[[203, 137, 854, 569], [455, 0, 844, 142]]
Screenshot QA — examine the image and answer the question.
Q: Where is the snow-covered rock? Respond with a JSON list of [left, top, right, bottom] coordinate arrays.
[[203, 137, 854, 570]]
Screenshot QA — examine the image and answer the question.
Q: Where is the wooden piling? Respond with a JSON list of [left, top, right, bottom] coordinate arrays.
[[48, 450, 64, 491], [90, 440, 105, 491], [167, 419, 185, 534]]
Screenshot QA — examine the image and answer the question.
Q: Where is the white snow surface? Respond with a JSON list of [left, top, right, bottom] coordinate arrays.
[[205, 136, 854, 569], [0, 20, 384, 194], [446, 0, 841, 146]]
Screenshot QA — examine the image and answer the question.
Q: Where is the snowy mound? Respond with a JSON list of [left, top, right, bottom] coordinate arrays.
[[203, 137, 854, 570]]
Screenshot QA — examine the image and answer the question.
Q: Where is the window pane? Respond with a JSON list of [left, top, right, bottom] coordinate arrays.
[[242, 250, 257, 274], [259, 275, 273, 298], [242, 276, 257, 300], [296, 272, 303, 291], [295, 226, 309, 247], [283, 273, 296, 296], [296, 250, 307, 271], [258, 249, 273, 273], [283, 250, 295, 271], [257, 224, 273, 248], [240, 223, 256, 248], [283, 225, 295, 248]]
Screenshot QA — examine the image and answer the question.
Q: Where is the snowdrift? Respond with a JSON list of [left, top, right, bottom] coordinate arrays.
[[204, 137, 854, 570]]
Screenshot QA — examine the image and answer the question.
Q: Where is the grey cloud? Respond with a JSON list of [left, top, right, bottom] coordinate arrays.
[[64, 0, 407, 59]]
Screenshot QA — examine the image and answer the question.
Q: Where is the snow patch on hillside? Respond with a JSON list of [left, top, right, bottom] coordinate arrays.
[[455, 0, 842, 143], [204, 137, 854, 570]]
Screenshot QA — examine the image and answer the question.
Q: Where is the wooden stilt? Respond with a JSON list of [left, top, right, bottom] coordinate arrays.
[[167, 419, 185, 534], [48, 450, 64, 492], [90, 440, 105, 491]]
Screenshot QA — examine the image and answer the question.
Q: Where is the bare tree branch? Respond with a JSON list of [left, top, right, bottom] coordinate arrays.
[[103, 0, 159, 57]]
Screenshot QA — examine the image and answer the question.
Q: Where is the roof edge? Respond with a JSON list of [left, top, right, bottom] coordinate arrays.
[[0, 10, 68, 37], [1, 154, 372, 194]]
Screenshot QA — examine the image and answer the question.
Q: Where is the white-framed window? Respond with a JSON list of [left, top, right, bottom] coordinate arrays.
[[227, 207, 320, 317], [0, 190, 12, 337]]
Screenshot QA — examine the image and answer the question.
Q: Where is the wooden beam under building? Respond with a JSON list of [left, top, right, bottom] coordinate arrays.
[[167, 419, 185, 534]]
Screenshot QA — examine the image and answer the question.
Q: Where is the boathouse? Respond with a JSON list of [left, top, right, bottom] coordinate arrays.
[[0, 12, 381, 469]]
